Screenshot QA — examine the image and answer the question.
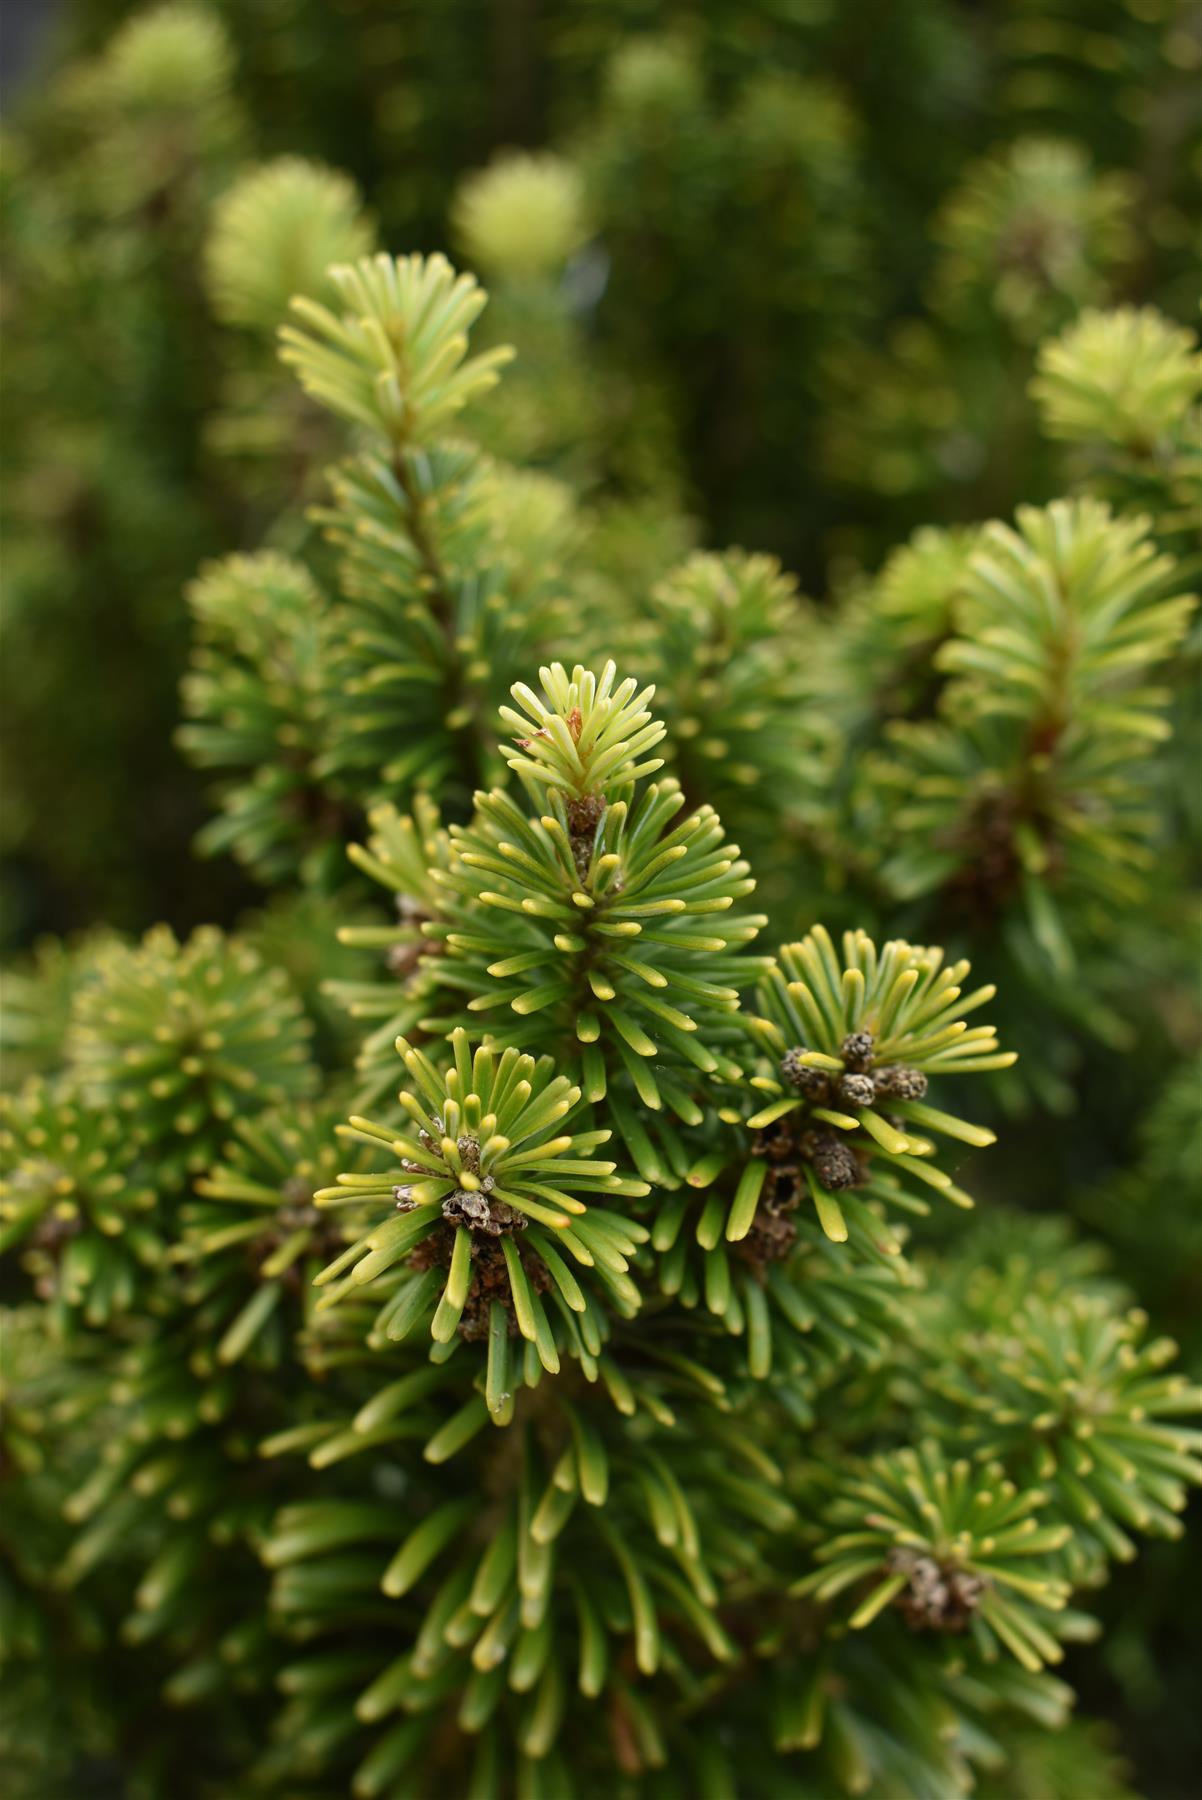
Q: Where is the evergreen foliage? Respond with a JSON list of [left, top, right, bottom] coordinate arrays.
[[10, 0, 1199, 934], [453, 153, 590, 283], [205, 155, 374, 332], [3, 6, 1200, 1796]]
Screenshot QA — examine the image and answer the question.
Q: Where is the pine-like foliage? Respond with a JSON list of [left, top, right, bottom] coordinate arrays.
[[3, 23, 1200, 1798]]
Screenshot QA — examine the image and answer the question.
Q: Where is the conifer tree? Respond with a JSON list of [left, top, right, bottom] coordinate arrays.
[[4, 217, 1199, 1798], [11, 0, 1198, 935], [2, 19, 1200, 1794], [0, 4, 379, 939]]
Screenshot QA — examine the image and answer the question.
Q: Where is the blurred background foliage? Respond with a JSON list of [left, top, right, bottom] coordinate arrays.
[[5, 0, 1199, 944]]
